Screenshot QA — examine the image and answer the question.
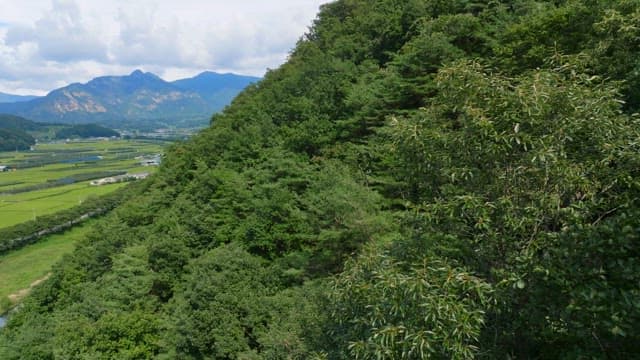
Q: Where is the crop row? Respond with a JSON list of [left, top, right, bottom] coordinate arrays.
[[0, 171, 127, 195], [0, 185, 134, 255]]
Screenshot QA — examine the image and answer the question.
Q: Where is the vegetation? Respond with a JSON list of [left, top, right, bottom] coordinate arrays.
[[0, 184, 137, 254], [1, 113, 121, 142], [0, 171, 127, 195], [0, 139, 163, 230], [2, 0, 640, 359], [0, 221, 94, 314], [54, 124, 120, 139], [0, 114, 37, 151], [0, 129, 35, 152], [0, 114, 40, 131]]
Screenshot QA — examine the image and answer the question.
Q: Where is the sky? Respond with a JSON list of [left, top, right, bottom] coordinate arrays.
[[0, 0, 331, 95]]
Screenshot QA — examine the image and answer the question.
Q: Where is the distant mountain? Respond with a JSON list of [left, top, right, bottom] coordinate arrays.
[[0, 70, 260, 130], [172, 72, 260, 110], [0, 92, 39, 103], [0, 114, 41, 131]]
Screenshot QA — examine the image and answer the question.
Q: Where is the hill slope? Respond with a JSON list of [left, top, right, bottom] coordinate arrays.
[[0, 71, 259, 130], [0, 114, 38, 151], [1, 1, 639, 359], [0, 114, 40, 131], [0, 92, 38, 103], [0, 128, 35, 151], [172, 71, 260, 109], [0, 113, 120, 142]]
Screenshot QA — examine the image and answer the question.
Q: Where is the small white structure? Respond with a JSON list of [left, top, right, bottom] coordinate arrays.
[[90, 172, 150, 186], [139, 154, 162, 167], [0, 165, 9, 172]]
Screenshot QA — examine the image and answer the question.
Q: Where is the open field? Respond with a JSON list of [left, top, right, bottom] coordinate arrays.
[[0, 139, 166, 229], [0, 138, 169, 313], [0, 221, 93, 313], [0, 182, 127, 228]]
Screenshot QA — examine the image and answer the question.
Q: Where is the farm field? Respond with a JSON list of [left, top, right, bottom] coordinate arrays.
[[0, 221, 94, 313], [0, 139, 167, 229], [0, 182, 127, 228]]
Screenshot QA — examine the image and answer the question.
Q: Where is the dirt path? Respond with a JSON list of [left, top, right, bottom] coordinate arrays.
[[7, 272, 51, 304]]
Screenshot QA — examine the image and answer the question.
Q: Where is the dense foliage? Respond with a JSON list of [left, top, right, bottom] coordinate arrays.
[[0, 114, 41, 131], [54, 124, 120, 139], [0, 128, 35, 151], [0, 114, 37, 150], [2, 0, 640, 359], [1, 113, 120, 142]]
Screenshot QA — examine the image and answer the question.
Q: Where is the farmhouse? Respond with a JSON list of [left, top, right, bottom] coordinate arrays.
[[0, 165, 9, 172]]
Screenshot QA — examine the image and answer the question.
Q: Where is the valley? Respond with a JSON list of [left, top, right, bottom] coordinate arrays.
[[0, 138, 167, 316], [0, 139, 164, 229], [1, 1, 639, 358], [0, 67, 255, 332]]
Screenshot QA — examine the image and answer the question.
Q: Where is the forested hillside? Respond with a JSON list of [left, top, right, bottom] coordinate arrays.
[[0, 128, 34, 152], [0, 114, 37, 151], [54, 124, 120, 139], [1, 0, 639, 358]]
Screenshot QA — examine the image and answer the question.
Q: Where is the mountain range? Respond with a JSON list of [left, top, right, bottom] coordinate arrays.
[[0, 92, 39, 103], [0, 71, 259, 130]]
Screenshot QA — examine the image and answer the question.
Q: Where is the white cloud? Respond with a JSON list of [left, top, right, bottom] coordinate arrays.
[[0, 0, 330, 95], [5, 0, 109, 62]]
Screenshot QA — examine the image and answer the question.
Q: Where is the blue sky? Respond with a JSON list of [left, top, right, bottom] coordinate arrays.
[[0, 0, 330, 95]]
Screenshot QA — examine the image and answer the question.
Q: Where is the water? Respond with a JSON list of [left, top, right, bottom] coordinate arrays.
[[60, 155, 102, 164], [0, 316, 5, 328]]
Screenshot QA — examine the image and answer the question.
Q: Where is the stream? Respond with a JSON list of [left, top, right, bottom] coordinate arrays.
[[0, 315, 5, 328]]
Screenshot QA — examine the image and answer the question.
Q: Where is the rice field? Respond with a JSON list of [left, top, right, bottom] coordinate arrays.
[[0, 182, 128, 228], [0, 139, 167, 229]]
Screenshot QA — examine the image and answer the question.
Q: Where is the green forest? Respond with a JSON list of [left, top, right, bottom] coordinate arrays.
[[1, 0, 639, 358], [0, 113, 120, 145], [0, 114, 37, 151], [0, 128, 35, 151], [54, 124, 120, 139]]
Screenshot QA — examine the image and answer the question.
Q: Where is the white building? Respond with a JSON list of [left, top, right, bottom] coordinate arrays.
[[90, 172, 150, 186]]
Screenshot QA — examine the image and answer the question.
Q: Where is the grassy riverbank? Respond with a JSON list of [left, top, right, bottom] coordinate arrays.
[[0, 222, 93, 313]]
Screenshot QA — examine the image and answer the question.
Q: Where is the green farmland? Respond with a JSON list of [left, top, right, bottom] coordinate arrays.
[[0, 139, 169, 314], [0, 182, 127, 228], [0, 222, 94, 313], [0, 139, 165, 229]]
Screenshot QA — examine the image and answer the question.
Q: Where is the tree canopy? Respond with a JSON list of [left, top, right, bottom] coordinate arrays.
[[54, 124, 120, 139], [1, 0, 639, 358], [0, 128, 35, 151]]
